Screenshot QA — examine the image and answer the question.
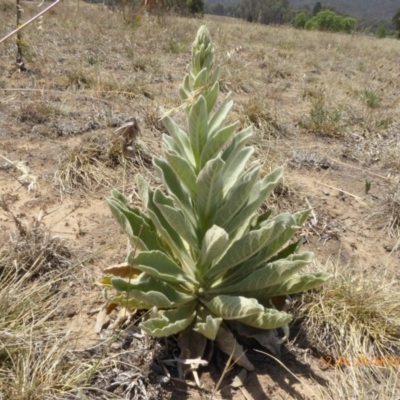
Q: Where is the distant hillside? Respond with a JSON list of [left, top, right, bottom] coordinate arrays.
[[205, 0, 399, 26], [206, 0, 239, 6], [290, 0, 399, 25]]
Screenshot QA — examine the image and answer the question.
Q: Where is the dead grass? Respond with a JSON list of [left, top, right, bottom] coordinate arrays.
[[372, 179, 400, 237], [0, 201, 84, 399], [53, 131, 135, 193], [236, 96, 285, 138], [293, 257, 400, 398], [0, 196, 164, 399], [0, 199, 72, 277]]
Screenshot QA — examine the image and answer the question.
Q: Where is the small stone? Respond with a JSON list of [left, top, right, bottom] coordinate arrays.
[[383, 244, 393, 252]]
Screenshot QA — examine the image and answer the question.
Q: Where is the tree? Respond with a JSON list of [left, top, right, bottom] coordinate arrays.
[[392, 8, 400, 31], [312, 1, 322, 16], [240, 0, 290, 25], [187, 0, 204, 15]]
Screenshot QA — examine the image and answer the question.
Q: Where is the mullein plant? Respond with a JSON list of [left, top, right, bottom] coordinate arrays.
[[99, 26, 331, 371]]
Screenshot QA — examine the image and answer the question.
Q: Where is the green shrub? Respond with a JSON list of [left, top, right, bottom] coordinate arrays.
[[294, 12, 308, 29], [363, 89, 381, 109], [99, 26, 331, 369], [376, 25, 387, 38], [340, 16, 357, 33], [303, 10, 356, 33]]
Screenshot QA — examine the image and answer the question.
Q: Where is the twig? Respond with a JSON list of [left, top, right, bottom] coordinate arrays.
[[305, 197, 317, 226], [0, 0, 63, 45], [316, 181, 368, 206]]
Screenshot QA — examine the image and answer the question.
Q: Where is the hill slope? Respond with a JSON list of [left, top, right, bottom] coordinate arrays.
[[290, 0, 398, 24], [206, 0, 398, 25]]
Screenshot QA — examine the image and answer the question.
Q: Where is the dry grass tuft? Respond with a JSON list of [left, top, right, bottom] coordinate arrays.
[[236, 96, 285, 138], [299, 90, 345, 136], [0, 268, 84, 399], [295, 260, 400, 361], [0, 205, 84, 399], [0, 200, 72, 278], [53, 131, 137, 193], [369, 178, 400, 237], [15, 101, 61, 124], [294, 258, 400, 398], [316, 363, 400, 399]]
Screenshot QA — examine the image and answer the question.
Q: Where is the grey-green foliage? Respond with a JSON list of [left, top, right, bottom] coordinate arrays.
[[103, 26, 331, 358], [300, 10, 357, 33]]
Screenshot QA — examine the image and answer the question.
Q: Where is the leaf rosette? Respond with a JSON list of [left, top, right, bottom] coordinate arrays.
[[100, 25, 331, 370]]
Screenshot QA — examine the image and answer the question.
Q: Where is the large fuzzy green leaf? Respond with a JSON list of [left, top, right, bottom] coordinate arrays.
[[144, 188, 193, 273], [179, 85, 189, 102], [111, 276, 194, 308], [222, 147, 255, 197], [178, 74, 191, 102], [201, 295, 264, 320], [127, 250, 197, 285], [136, 174, 150, 207], [198, 225, 229, 273], [110, 189, 129, 205], [107, 203, 148, 252], [107, 198, 162, 252], [221, 127, 253, 164], [162, 116, 195, 165], [201, 51, 214, 73], [193, 67, 208, 89], [224, 212, 300, 283], [140, 303, 197, 337], [204, 221, 278, 281], [253, 272, 332, 302], [192, 49, 202, 75], [225, 167, 283, 236], [204, 81, 219, 114], [209, 253, 313, 295], [267, 239, 302, 263], [208, 94, 233, 138], [154, 189, 198, 248], [237, 309, 292, 330], [196, 157, 225, 225], [199, 121, 238, 168], [153, 157, 196, 227], [163, 134, 182, 156], [235, 210, 311, 277], [210, 65, 220, 85], [193, 307, 222, 340], [188, 96, 208, 167], [214, 164, 260, 228], [164, 150, 197, 195]]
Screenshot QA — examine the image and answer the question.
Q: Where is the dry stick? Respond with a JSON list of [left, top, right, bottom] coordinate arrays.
[[316, 181, 368, 206], [0, 0, 63, 45], [327, 157, 394, 182], [16, 0, 25, 71]]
